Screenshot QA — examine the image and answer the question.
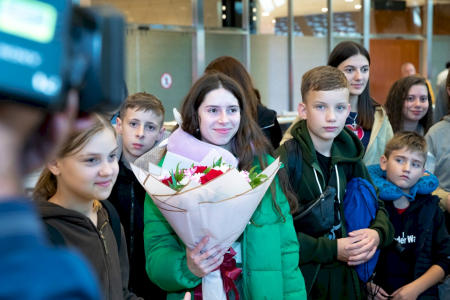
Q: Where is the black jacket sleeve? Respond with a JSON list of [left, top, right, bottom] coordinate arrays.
[[431, 207, 450, 276]]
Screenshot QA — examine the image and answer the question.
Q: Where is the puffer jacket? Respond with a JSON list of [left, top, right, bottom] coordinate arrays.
[[143, 155, 307, 300], [37, 200, 142, 300]]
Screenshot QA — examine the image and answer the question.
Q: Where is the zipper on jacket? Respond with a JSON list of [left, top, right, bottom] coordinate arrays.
[[130, 182, 135, 260], [99, 221, 109, 255], [293, 191, 326, 221]]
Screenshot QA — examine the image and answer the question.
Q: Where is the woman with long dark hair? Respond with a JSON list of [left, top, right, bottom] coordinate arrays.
[[143, 72, 306, 300], [282, 41, 393, 166], [385, 76, 433, 135], [205, 56, 283, 149]]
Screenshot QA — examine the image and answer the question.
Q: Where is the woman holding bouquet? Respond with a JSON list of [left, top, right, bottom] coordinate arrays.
[[143, 72, 307, 299]]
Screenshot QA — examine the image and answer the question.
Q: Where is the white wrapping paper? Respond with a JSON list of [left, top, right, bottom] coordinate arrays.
[[131, 150, 280, 299]]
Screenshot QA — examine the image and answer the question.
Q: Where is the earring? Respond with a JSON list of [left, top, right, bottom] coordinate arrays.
[[196, 128, 199, 132]]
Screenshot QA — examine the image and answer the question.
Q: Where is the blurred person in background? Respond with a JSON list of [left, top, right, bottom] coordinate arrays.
[[0, 92, 102, 299]]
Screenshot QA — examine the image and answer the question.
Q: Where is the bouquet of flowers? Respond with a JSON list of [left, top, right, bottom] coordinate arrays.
[[131, 126, 281, 300], [157, 157, 268, 191]]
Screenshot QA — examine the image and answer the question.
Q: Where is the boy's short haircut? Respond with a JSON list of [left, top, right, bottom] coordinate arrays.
[[384, 132, 428, 163], [301, 66, 348, 103], [119, 92, 165, 125]]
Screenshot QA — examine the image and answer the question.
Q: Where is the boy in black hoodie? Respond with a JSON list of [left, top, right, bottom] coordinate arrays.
[[109, 92, 168, 299], [277, 66, 394, 299], [367, 132, 450, 299]]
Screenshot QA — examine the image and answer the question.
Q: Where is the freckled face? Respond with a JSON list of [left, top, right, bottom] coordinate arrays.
[[197, 88, 241, 152]]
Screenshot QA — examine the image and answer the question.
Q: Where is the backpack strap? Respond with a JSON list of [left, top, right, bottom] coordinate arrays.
[[45, 222, 66, 247], [283, 139, 303, 193], [101, 200, 122, 251]]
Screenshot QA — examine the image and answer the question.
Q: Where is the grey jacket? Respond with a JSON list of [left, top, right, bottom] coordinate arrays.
[[37, 200, 143, 300], [425, 116, 450, 211], [434, 80, 449, 124]]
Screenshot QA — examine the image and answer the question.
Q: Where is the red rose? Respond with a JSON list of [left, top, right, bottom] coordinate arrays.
[[200, 169, 223, 184], [194, 166, 208, 174], [161, 177, 173, 186]]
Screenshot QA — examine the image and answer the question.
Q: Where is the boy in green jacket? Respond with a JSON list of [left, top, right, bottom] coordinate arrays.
[[277, 66, 394, 299]]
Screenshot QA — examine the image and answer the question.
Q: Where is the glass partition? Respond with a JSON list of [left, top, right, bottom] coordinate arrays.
[[126, 30, 192, 120], [205, 33, 245, 65]]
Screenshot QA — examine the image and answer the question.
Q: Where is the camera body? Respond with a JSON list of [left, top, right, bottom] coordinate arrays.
[[0, 0, 124, 113]]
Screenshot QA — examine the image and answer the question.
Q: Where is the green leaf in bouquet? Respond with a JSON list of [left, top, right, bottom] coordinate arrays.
[[173, 163, 185, 182], [203, 167, 212, 174]]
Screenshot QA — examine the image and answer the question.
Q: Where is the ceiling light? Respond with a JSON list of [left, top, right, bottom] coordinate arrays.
[[355, 4, 362, 9], [345, 0, 354, 2], [222, 14, 226, 19], [222, 5, 226, 11], [253, 7, 257, 12], [253, 16, 257, 21], [262, 12, 270, 16], [258, 0, 275, 14], [321, 7, 328, 12], [272, 19, 276, 23]]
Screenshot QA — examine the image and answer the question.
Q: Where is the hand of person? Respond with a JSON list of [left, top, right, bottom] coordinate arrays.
[[183, 292, 191, 300], [348, 228, 380, 248], [186, 236, 228, 278], [446, 194, 450, 213], [337, 233, 371, 263], [346, 229, 380, 265], [391, 283, 420, 300], [366, 282, 390, 300]]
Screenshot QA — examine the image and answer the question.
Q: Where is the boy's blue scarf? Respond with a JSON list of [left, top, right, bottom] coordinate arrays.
[[367, 164, 439, 201]]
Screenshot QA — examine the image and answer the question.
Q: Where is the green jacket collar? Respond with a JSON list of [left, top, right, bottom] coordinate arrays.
[[290, 119, 365, 167]]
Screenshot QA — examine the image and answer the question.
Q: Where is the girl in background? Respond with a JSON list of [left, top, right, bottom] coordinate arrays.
[[385, 76, 433, 136], [282, 41, 393, 166]]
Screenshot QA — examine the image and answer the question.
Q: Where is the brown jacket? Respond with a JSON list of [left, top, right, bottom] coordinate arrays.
[[37, 200, 143, 300]]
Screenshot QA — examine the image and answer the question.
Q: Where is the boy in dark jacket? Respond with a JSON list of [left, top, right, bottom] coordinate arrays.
[[367, 132, 450, 299], [276, 66, 394, 299], [110, 92, 168, 299]]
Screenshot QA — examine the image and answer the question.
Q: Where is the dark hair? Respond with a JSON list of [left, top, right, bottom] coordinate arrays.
[[301, 66, 348, 103], [328, 41, 379, 130], [205, 56, 259, 122], [385, 76, 433, 135], [446, 62, 450, 69], [384, 131, 427, 163], [180, 72, 298, 215], [119, 92, 165, 125]]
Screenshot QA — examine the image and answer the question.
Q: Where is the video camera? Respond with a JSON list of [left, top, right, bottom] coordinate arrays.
[[0, 0, 124, 113]]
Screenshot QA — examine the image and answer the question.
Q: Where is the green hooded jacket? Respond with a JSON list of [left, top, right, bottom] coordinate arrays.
[[143, 155, 307, 300], [276, 120, 394, 299]]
